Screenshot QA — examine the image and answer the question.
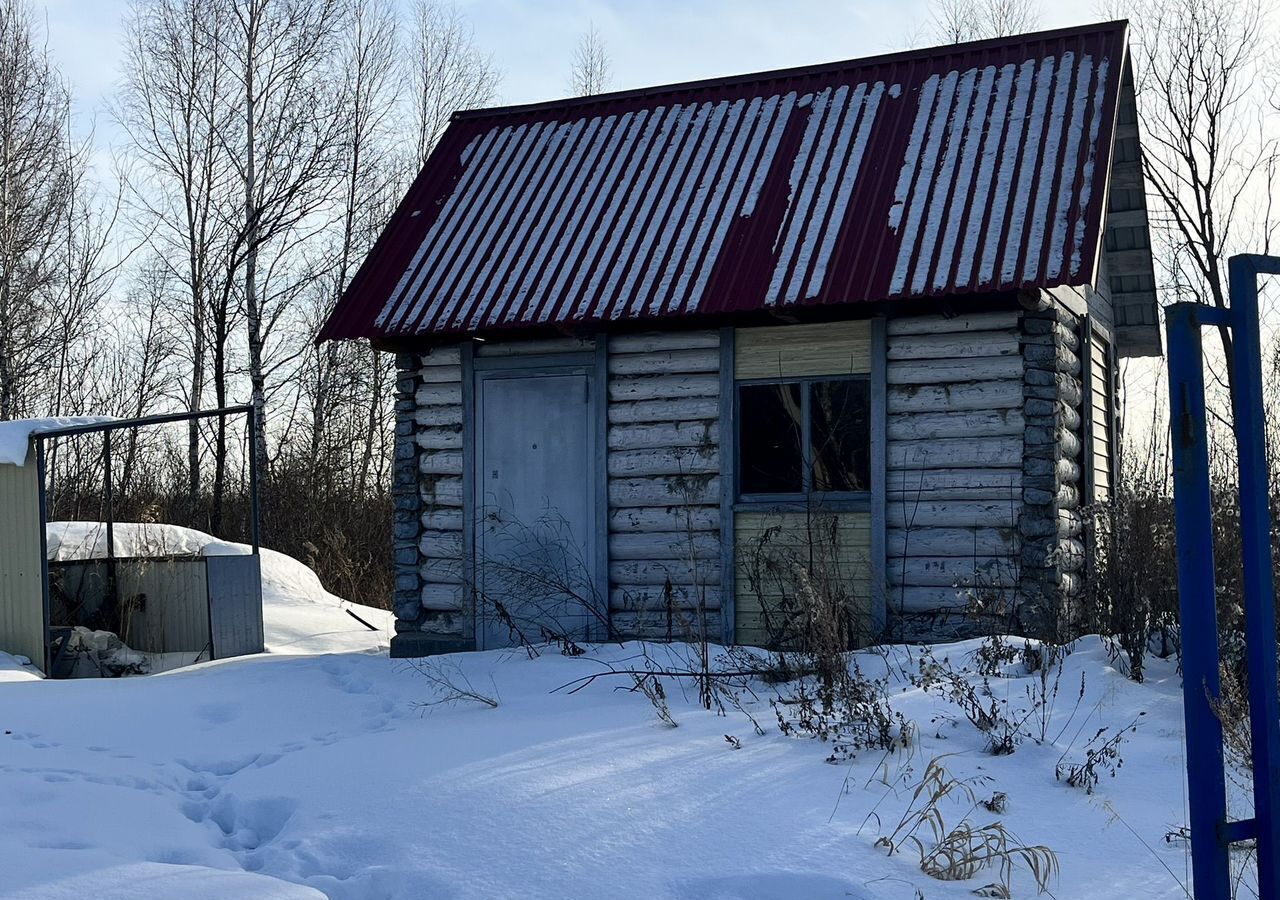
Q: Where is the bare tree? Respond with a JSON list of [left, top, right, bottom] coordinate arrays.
[[0, 0, 77, 418], [1119, 0, 1277, 405], [217, 0, 347, 485], [925, 0, 1040, 44], [569, 22, 612, 97], [304, 0, 400, 486], [117, 0, 237, 505], [407, 1, 499, 165]]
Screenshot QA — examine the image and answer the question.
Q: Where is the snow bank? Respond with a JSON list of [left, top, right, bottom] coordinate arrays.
[[0, 417, 115, 465], [45, 521, 393, 656], [0, 636, 1205, 899], [0, 651, 41, 683]]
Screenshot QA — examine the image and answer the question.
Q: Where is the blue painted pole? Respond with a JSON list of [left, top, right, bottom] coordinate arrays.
[[1166, 301, 1231, 900], [1228, 254, 1280, 898]]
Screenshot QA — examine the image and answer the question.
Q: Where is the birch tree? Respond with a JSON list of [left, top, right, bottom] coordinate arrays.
[[305, 0, 399, 485], [0, 0, 76, 418], [117, 0, 238, 506], [219, 0, 347, 484]]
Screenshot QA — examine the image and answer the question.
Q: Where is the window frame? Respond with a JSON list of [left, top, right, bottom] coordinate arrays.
[[734, 372, 872, 508]]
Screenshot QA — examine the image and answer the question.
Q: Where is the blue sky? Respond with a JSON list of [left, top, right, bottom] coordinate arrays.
[[45, 0, 1109, 144]]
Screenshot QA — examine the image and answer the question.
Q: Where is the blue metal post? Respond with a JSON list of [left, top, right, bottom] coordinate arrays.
[[1166, 301, 1231, 900], [1228, 254, 1280, 898]]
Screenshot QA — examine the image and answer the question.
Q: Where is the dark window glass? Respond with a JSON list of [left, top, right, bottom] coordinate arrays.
[[739, 382, 802, 494], [810, 380, 871, 492]]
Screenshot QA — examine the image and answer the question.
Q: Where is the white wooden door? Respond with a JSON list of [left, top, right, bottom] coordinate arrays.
[[475, 369, 596, 649]]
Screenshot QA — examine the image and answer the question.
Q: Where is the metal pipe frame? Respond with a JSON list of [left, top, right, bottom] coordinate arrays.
[[33, 406, 262, 676], [1166, 253, 1280, 900]]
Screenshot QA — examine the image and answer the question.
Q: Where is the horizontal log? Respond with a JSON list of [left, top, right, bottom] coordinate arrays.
[[609, 609, 723, 639], [887, 555, 1019, 587], [1023, 342, 1081, 375], [887, 380, 1023, 414], [608, 331, 719, 354], [418, 346, 462, 367], [1059, 405, 1081, 432], [610, 586, 721, 612], [609, 420, 718, 451], [475, 336, 594, 355], [886, 500, 1020, 529], [608, 476, 721, 507], [887, 585, 969, 614], [416, 384, 463, 406], [887, 357, 1023, 385], [886, 468, 1022, 501], [1059, 429, 1081, 458], [1059, 509, 1084, 538], [887, 330, 1020, 361], [419, 530, 463, 557], [609, 505, 719, 533], [886, 526, 1018, 558], [421, 584, 465, 612], [418, 615, 465, 636], [1057, 484, 1079, 508], [610, 558, 721, 586], [607, 447, 718, 477], [1058, 572, 1082, 596], [608, 347, 719, 376], [887, 311, 1019, 336], [607, 397, 720, 424], [421, 508, 464, 531], [416, 426, 463, 450], [422, 557, 463, 584], [1055, 323, 1081, 353], [421, 475, 464, 507], [609, 373, 720, 402], [415, 404, 463, 427], [887, 409, 1024, 441], [888, 436, 1022, 469], [419, 450, 463, 475], [417, 366, 462, 384], [608, 531, 721, 560]]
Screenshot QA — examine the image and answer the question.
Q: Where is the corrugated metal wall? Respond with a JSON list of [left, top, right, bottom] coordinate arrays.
[[0, 453, 46, 668], [120, 559, 211, 654], [207, 555, 264, 658]]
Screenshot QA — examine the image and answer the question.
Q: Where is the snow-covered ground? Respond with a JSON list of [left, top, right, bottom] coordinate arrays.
[[0, 531, 1214, 898]]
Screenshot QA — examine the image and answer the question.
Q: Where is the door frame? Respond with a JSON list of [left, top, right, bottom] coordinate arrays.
[[466, 349, 608, 648]]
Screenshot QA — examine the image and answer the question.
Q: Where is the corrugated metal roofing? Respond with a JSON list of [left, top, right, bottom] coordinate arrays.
[[320, 22, 1129, 342]]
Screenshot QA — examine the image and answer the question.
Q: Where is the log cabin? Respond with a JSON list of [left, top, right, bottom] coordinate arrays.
[[319, 21, 1161, 656]]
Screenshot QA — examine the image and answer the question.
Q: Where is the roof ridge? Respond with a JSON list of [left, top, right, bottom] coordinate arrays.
[[452, 20, 1128, 122]]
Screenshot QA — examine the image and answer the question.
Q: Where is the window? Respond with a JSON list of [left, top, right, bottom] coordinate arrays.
[[738, 377, 871, 498]]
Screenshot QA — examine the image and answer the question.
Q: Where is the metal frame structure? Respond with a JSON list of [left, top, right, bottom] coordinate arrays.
[[1167, 254, 1280, 899], [31, 406, 261, 674]]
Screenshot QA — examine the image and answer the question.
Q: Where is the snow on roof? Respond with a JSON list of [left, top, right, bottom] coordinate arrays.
[[320, 22, 1131, 343], [0, 417, 116, 466]]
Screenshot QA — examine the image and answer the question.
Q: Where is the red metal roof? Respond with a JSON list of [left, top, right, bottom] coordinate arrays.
[[320, 22, 1129, 343]]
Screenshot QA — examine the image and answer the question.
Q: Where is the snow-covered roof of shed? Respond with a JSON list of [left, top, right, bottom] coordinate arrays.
[[0, 417, 116, 466], [320, 22, 1133, 343]]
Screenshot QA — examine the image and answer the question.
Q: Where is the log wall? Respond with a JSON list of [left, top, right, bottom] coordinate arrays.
[[884, 311, 1024, 640], [1019, 306, 1085, 636], [391, 347, 471, 656], [606, 331, 723, 640]]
